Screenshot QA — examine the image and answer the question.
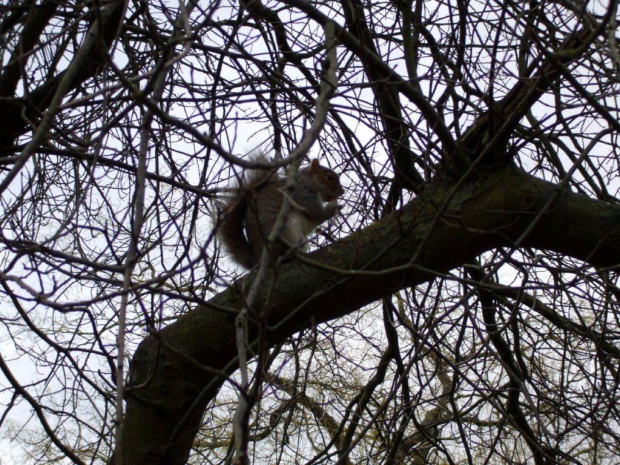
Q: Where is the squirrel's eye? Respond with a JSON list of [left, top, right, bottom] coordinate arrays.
[[326, 174, 334, 182]]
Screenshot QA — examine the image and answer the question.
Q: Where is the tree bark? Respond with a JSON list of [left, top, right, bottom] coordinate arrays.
[[116, 164, 620, 464]]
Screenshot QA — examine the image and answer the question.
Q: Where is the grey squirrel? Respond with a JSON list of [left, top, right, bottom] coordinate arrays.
[[218, 158, 344, 269]]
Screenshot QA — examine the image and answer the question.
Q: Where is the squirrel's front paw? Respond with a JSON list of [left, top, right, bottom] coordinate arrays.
[[326, 201, 343, 216]]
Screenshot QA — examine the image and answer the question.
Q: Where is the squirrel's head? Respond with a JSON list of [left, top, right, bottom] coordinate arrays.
[[310, 159, 344, 202]]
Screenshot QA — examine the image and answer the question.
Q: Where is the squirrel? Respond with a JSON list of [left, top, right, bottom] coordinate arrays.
[[217, 158, 345, 269]]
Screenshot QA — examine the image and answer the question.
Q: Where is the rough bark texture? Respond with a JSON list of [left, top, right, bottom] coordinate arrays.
[[117, 164, 620, 464]]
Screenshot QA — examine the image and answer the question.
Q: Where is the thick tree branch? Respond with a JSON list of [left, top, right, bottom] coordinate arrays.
[[118, 165, 620, 464], [0, 1, 127, 156], [339, 0, 425, 195], [0, 1, 58, 98], [461, 25, 603, 166]]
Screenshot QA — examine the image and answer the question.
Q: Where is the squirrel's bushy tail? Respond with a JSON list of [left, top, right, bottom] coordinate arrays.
[[217, 191, 256, 269], [217, 165, 276, 269]]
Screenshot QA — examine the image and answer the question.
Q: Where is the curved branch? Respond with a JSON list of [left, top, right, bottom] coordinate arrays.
[[461, 24, 607, 166], [339, 0, 424, 194], [118, 165, 620, 463], [0, 1, 127, 156]]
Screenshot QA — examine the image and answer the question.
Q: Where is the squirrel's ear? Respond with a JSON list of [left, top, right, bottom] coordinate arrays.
[[310, 159, 320, 172]]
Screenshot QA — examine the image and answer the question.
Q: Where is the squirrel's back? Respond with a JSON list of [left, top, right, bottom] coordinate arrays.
[[217, 158, 344, 269]]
